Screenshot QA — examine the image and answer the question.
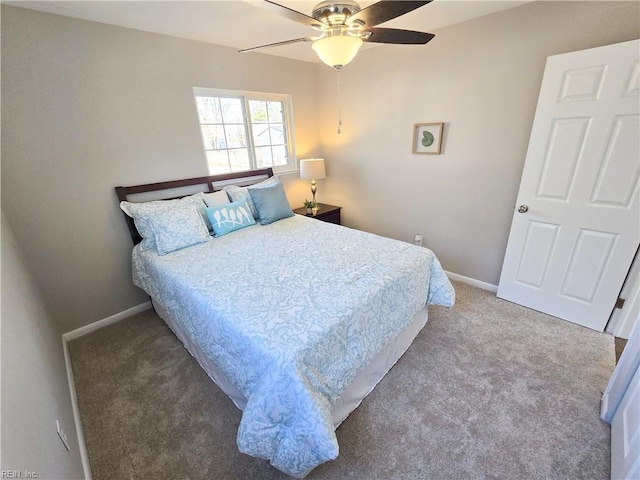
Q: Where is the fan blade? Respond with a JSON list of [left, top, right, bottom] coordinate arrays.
[[262, 0, 323, 29], [239, 37, 314, 53], [349, 1, 432, 27], [363, 27, 434, 45]]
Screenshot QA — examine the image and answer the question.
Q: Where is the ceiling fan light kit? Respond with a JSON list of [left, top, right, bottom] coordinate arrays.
[[312, 35, 363, 69]]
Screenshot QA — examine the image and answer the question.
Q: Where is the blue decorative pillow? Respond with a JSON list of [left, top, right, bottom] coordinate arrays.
[[223, 176, 281, 220], [205, 200, 256, 237], [148, 203, 210, 255], [248, 183, 294, 225]]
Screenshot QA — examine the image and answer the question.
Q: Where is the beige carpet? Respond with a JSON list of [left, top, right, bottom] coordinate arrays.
[[69, 281, 614, 479]]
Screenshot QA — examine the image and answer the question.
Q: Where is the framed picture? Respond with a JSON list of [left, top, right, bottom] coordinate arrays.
[[412, 122, 444, 154]]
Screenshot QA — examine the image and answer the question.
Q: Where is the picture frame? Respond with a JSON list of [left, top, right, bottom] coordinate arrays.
[[412, 122, 444, 154]]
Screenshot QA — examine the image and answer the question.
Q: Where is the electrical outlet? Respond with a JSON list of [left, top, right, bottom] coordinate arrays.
[[414, 234, 423, 246], [56, 420, 70, 451]]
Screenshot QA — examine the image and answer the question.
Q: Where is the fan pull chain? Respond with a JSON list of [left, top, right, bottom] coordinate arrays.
[[336, 67, 342, 135]]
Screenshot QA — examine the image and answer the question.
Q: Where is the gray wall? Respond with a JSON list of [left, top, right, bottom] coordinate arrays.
[[316, 1, 640, 286], [1, 5, 320, 333], [1, 213, 85, 479]]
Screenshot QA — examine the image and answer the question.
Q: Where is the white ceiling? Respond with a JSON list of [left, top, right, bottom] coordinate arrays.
[[7, 0, 532, 63]]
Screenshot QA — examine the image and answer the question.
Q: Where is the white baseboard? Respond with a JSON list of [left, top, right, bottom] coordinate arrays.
[[63, 338, 93, 480], [62, 301, 152, 480], [444, 270, 498, 293], [600, 391, 609, 422], [63, 301, 152, 342]]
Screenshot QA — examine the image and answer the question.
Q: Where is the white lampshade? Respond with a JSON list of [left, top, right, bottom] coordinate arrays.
[[299, 158, 326, 180], [312, 36, 363, 69]]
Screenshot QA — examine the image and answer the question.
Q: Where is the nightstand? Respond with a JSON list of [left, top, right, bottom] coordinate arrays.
[[293, 203, 341, 225]]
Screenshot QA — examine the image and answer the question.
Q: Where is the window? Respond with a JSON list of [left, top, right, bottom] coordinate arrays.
[[193, 88, 296, 175]]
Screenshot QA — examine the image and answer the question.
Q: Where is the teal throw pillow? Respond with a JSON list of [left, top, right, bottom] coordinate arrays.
[[205, 200, 256, 237], [223, 175, 281, 220], [248, 183, 294, 225]]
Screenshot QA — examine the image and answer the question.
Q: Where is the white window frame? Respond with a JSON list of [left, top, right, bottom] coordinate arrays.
[[192, 87, 297, 175]]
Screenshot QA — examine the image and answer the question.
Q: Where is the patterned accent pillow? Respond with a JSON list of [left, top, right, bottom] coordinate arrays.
[[184, 192, 212, 232], [205, 200, 256, 237], [248, 183, 294, 225], [223, 176, 281, 220], [120, 196, 204, 251], [149, 203, 210, 255]]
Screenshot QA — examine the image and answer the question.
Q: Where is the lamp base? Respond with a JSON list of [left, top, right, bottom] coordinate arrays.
[[311, 180, 318, 207]]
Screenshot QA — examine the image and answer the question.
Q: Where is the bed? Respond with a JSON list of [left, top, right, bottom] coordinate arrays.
[[115, 168, 455, 478]]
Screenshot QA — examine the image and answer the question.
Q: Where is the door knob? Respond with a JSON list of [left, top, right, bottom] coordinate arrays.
[[518, 205, 529, 213]]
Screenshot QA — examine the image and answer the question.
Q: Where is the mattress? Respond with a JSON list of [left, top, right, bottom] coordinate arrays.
[[132, 214, 455, 477]]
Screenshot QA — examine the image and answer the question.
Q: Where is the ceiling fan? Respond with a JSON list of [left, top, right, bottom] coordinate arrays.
[[240, 0, 435, 69]]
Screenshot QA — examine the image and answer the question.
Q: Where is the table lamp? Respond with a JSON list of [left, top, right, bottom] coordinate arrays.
[[299, 158, 326, 208]]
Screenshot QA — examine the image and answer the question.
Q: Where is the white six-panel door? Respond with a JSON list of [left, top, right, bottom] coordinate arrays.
[[498, 40, 640, 331]]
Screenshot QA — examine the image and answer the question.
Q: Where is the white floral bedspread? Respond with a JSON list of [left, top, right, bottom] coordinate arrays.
[[132, 214, 454, 477]]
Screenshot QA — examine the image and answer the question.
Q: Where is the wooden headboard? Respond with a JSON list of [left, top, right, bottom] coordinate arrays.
[[115, 168, 274, 245]]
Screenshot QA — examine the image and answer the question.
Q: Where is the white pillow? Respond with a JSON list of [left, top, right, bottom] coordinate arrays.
[[120, 196, 204, 251], [203, 191, 231, 208], [149, 203, 210, 255]]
